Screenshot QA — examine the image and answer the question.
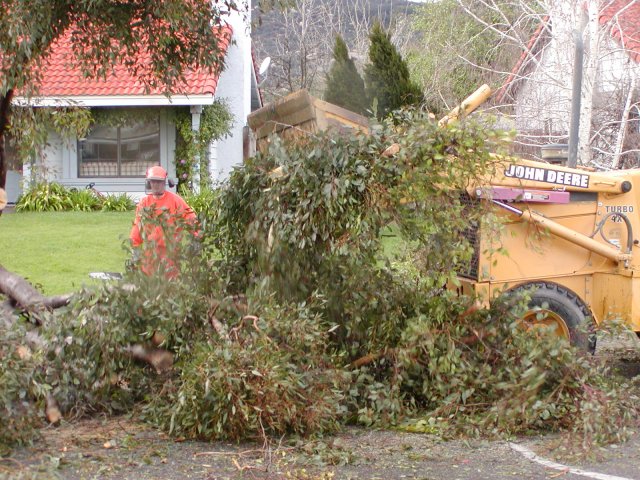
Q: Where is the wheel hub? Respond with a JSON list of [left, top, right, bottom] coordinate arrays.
[[522, 308, 571, 340]]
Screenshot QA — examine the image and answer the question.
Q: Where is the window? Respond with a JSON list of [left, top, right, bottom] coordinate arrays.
[[78, 117, 160, 177]]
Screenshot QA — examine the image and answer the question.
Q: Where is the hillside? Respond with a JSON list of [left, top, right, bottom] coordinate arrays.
[[251, 0, 420, 99]]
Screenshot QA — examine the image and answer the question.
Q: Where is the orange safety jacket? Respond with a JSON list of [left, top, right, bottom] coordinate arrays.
[[129, 191, 197, 277]]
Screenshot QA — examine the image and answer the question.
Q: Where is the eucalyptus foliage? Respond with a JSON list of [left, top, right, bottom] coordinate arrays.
[[0, 322, 46, 452], [1, 108, 638, 451], [8, 107, 92, 182], [145, 296, 348, 440]]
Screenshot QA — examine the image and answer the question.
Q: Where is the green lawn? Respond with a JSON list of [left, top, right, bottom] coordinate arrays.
[[0, 212, 405, 296], [0, 211, 133, 295]]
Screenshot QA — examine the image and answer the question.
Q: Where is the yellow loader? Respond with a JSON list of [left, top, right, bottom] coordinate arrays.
[[451, 85, 640, 352]]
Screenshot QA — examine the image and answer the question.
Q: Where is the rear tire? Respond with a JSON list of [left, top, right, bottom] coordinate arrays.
[[510, 282, 596, 353]]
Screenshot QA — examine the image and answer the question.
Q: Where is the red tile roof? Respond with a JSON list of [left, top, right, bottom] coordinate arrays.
[[495, 16, 550, 102], [33, 26, 232, 98], [601, 0, 640, 63]]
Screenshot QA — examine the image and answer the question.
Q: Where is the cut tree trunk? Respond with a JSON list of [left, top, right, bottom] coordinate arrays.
[[0, 265, 73, 325]]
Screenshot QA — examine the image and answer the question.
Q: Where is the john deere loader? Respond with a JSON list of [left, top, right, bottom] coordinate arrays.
[[450, 86, 640, 352]]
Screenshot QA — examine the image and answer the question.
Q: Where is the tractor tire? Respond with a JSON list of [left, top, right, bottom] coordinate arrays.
[[511, 282, 596, 353]]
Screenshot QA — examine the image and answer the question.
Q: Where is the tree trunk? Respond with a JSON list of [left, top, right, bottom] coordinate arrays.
[[0, 265, 72, 324], [125, 344, 174, 373], [0, 90, 14, 200], [611, 73, 637, 169], [578, 1, 600, 166]]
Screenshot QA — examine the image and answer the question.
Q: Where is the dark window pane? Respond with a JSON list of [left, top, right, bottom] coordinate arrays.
[[79, 125, 118, 177], [120, 119, 160, 177], [78, 113, 160, 178]]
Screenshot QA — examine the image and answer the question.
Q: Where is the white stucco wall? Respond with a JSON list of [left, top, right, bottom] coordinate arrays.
[[5, 170, 23, 203], [43, 130, 65, 180], [211, 1, 252, 182]]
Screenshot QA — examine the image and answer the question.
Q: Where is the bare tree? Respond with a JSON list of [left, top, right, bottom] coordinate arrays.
[[455, 0, 640, 168], [267, 0, 334, 96]]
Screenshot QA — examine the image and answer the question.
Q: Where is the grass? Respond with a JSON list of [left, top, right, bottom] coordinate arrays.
[[0, 212, 405, 296], [0, 211, 133, 295]]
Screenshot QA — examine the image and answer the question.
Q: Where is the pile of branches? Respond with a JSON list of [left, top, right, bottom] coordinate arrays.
[[1, 109, 638, 452]]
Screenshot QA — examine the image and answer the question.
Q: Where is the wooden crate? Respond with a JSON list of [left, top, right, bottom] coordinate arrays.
[[246, 89, 369, 156]]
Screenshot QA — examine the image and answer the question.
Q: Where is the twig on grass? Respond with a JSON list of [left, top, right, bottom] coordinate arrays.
[[193, 448, 264, 457]]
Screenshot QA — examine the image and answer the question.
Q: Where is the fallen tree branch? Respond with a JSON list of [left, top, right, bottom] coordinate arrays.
[[45, 394, 62, 424], [124, 344, 173, 373], [0, 300, 16, 327], [224, 294, 248, 315], [210, 316, 229, 341], [42, 294, 73, 309], [458, 329, 490, 347], [0, 265, 74, 325], [351, 348, 395, 368], [0, 266, 47, 316]]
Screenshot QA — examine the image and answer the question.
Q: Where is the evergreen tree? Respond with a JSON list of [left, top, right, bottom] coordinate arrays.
[[324, 35, 369, 115], [364, 21, 423, 118]]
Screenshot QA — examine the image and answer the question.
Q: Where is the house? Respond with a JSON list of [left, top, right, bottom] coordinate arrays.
[[6, 5, 263, 203], [496, 0, 640, 168]]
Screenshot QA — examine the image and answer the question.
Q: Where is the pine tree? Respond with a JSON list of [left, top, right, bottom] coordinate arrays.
[[364, 21, 423, 118], [323, 35, 369, 115]]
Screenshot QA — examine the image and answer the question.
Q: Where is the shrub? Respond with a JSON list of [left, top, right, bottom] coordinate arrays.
[[16, 182, 73, 212], [180, 187, 219, 218], [68, 188, 102, 211], [101, 193, 135, 212], [15, 182, 137, 212]]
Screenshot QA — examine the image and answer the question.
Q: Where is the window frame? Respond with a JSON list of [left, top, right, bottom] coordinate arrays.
[[77, 116, 161, 178]]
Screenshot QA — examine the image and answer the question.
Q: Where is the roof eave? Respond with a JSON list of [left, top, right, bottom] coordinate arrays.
[[13, 94, 217, 107]]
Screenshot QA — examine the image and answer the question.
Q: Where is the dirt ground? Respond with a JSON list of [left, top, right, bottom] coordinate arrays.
[[4, 416, 640, 480], [2, 331, 640, 480]]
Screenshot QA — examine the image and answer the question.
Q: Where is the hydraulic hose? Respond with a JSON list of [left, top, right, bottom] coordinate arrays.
[[589, 211, 634, 254]]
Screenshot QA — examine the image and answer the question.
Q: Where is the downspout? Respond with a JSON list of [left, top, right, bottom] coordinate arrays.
[[190, 105, 203, 193]]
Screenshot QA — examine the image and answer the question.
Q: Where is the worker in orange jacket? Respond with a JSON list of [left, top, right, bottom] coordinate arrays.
[[129, 166, 197, 277]]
